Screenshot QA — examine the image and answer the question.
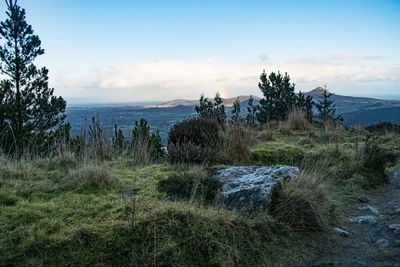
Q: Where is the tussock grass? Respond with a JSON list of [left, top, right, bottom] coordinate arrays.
[[285, 109, 311, 131], [67, 163, 114, 188], [220, 126, 255, 164], [273, 162, 335, 231]]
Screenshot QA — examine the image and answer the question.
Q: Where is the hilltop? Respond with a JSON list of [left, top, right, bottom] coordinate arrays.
[[152, 95, 261, 108]]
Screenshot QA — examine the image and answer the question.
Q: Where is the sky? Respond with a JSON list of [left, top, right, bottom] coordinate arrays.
[[1, 0, 399, 103]]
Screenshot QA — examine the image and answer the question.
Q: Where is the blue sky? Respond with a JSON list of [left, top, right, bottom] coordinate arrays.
[[3, 0, 400, 102]]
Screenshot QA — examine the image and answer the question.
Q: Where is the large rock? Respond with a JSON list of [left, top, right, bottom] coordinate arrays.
[[214, 166, 299, 212]]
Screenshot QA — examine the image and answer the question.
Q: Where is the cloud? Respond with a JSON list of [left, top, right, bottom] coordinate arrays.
[[258, 54, 270, 63], [51, 54, 400, 102]]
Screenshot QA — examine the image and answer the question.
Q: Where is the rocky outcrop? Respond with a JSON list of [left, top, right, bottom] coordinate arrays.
[[214, 166, 299, 213]]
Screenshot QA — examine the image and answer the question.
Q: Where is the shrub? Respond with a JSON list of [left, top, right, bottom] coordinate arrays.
[[157, 171, 221, 203], [67, 164, 114, 188], [273, 171, 334, 231], [168, 117, 221, 164], [0, 191, 19, 206], [365, 122, 400, 135]]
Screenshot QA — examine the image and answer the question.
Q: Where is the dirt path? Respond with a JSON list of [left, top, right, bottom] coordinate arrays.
[[310, 171, 400, 267]]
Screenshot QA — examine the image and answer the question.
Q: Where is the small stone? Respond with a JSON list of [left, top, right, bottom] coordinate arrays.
[[350, 215, 377, 225], [332, 227, 349, 237], [389, 224, 400, 235], [376, 239, 390, 249], [358, 195, 369, 203], [358, 205, 379, 215]]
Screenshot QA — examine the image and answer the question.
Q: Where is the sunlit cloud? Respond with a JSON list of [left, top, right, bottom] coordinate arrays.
[[51, 54, 400, 102]]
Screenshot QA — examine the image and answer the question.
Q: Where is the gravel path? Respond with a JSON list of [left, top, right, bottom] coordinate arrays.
[[310, 171, 400, 267]]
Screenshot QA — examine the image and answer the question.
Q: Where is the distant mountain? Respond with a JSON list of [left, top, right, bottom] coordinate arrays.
[[152, 95, 261, 108], [304, 87, 400, 114]]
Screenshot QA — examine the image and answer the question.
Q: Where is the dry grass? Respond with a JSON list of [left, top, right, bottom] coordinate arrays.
[[273, 164, 335, 231], [258, 128, 273, 141], [281, 109, 311, 131], [67, 163, 114, 188], [220, 126, 255, 164]]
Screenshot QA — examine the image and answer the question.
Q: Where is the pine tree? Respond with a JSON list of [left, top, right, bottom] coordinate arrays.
[[257, 70, 297, 124], [213, 92, 226, 127], [195, 92, 226, 128], [315, 85, 336, 123], [195, 94, 213, 118], [246, 95, 257, 127], [256, 70, 276, 124], [230, 97, 241, 125], [296, 91, 306, 110], [305, 95, 314, 122], [0, 0, 66, 154]]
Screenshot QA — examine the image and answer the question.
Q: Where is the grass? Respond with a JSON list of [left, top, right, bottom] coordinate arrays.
[[0, 125, 399, 266], [0, 159, 315, 266]]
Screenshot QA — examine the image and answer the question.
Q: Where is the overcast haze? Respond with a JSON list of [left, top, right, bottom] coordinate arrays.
[[4, 0, 400, 103]]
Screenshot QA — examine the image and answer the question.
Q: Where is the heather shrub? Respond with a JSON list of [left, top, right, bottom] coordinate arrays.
[[168, 117, 221, 164]]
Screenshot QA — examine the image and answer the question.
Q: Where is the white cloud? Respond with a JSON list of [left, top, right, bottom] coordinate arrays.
[[51, 55, 400, 102]]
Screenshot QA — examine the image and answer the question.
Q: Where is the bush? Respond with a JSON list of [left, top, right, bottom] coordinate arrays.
[[168, 117, 221, 164], [158, 172, 221, 203], [365, 122, 400, 135], [67, 164, 114, 188], [273, 171, 334, 231]]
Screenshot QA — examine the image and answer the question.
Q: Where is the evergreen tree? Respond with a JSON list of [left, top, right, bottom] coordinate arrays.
[[195, 94, 213, 118], [0, 0, 66, 154], [315, 85, 337, 123], [230, 97, 241, 125], [305, 95, 314, 122], [195, 92, 226, 127], [256, 70, 276, 124], [112, 124, 124, 153], [246, 95, 257, 127], [257, 70, 297, 124], [131, 118, 164, 160], [296, 91, 306, 110], [213, 92, 226, 127]]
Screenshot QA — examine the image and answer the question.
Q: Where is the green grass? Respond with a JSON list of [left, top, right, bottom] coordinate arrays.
[[1, 127, 399, 266], [0, 160, 316, 266]]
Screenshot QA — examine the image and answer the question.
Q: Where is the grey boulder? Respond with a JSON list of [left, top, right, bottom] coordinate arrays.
[[214, 166, 299, 213]]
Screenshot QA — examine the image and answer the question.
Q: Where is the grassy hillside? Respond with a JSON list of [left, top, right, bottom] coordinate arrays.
[[1, 122, 400, 266]]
